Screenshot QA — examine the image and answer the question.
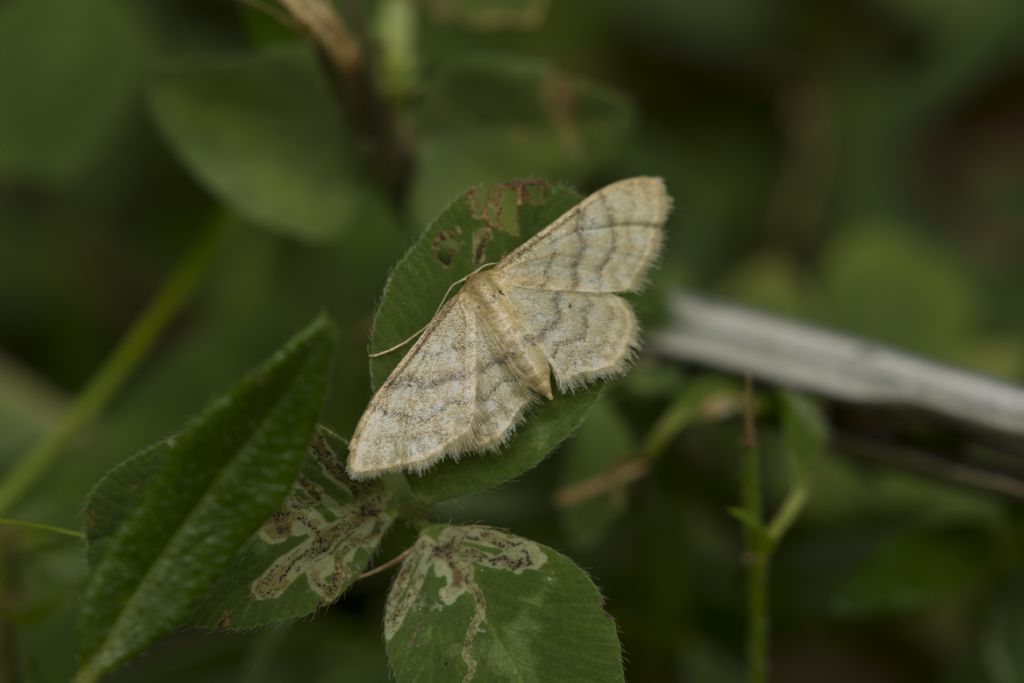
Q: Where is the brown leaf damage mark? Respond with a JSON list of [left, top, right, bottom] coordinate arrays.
[[215, 610, 231, 630], [249, 434, 393, 602], [465, 179, 549, 236], [504, 178, 549, 209], [385, 525, 548, 682], [432, 226, 463, 267], [471, 228, 492, 266]]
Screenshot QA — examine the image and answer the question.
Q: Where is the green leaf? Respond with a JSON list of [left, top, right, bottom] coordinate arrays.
[[558, 399, 636, 550], [639, 375, 743, 462], [818, 226, 978, 362], [150, 46, 381, 241], [83, 430, 394, 631], [385, 524, 624, 682], [190, 430, 394, 629], [620, 362, 688, 400], [831, 524, 993, 618], [0, 352, 66, 469], [421, 0, 552, 30], [75, 315, 337, 683], [714, 252, 813, 320], [676, 638, 746, 683], [411, 55, 633, 224], [981, 582, 1024, 683], [367, 180, 604, 504], [777, 391, 827, 482], [81, 442, 166, 568], [817, 224, 1024, 377], [0, 0, 148, 182]]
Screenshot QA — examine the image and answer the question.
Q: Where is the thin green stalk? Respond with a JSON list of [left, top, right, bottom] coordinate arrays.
[[0, 517, 84, 539], [383, 472, 427, 524], [641, 378, 742, 463], [0, 214, 230, 514], [746, 549, 769, 683], [739, 376, 768, 683], [767, 484, 808, 545], [639, 389, 699, 461]]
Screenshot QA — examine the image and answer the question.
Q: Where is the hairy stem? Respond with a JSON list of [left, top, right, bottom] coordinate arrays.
[[0, 215, 229, 514], [740, 376, 768, 683]]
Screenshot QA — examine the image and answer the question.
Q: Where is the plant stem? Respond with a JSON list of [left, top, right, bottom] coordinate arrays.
[[746, 547, 769, 683], [356, 545, 413, 581], [278, 0, 414, 204], [382, 472, 426, 523], [277, 0, 364, 81], [739, 376, 768, 683], [0, 517, 84, 539], [552, 379, 745, 507], [766, 484, 807, 545], [0, 214, 229, 514]]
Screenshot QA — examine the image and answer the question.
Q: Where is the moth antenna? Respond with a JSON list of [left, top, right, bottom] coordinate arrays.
[[368, 261, 498, 358]]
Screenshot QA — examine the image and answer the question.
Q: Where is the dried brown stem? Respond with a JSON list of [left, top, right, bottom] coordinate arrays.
[[277, 0, 363, 79], [276, 0, 413, 203], [553, 458, 650, 508], [356, 546, 413, 581]]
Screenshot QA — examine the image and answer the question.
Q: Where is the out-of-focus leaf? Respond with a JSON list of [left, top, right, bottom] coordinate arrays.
[[385, 524, 624, 682], [777, 391, 827, 481], [714, 252, 812, 320], [555, 374, 741, 551], [2, 538, 84, 683], [981, 581, 1024, 683], [368, 180, 605, 505], [612, 0, 775, 67], [422, 0, 551, 31], [675, 636, 745, 683], [75, 316, 336, 682], [411, 55, 632, 224], [832, 524, 993, 618], [801, 448, 1006, 529], [19, 219, 403, 530], [817, 224, 1024, 377], [620, 361, 688, 400], [558, 399, 636, 550], [818, 226, 976, 361], [860, 0, 1021, 48], [373, 0, 420, 100], [84, 430, 394, 630], [641, 376, 743, 463], [150, 47, 381, 241], [0, 352, 66, 468], [0, 0, 148, 182]]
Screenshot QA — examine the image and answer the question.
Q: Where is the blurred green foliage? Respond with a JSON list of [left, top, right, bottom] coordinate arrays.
[[76, 317, 335, 682], [2, 0, 1023, 680]]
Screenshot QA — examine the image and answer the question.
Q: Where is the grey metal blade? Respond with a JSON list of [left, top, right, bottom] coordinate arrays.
[[650, 292, 1024, 438]]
